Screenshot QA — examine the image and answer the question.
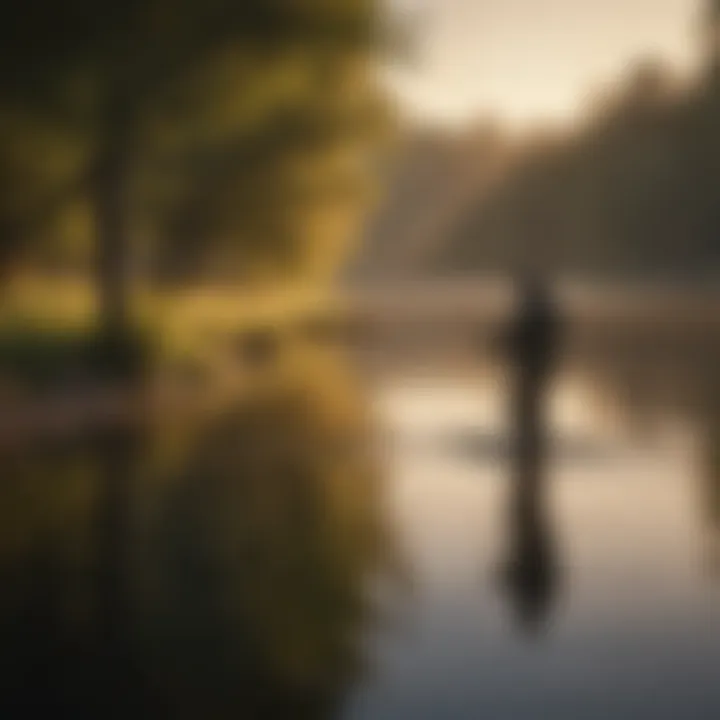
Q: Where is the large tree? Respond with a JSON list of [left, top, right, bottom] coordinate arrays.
[[0, 1, 383, 333]]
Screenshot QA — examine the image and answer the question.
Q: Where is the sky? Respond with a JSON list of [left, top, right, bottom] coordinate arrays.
[[383, 0, 703, 128]]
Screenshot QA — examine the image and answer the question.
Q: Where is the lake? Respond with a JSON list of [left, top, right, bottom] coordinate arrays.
[[1, 319, 720, 719]]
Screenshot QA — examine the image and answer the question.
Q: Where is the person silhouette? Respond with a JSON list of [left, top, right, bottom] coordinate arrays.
[[499, 275, 562, 636]]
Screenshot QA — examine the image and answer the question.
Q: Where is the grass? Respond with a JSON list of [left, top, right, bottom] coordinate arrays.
[[0, 276, 344, 397]]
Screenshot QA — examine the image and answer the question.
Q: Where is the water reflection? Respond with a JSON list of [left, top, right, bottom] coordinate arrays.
[[0, 349, 396, 719], [3, 318, 720, 718], [699, 384, 720, 580], [501, 430, 559, 636], [572, 328, 720, 585]]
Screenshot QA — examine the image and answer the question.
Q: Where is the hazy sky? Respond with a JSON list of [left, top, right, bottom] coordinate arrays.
[[384, 0, 702, 127]]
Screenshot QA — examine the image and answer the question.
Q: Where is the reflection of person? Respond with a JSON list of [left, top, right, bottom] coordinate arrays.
[[500, 275, 561, 635], [701, 387, 720, 580], [502, 485, 557, 634]]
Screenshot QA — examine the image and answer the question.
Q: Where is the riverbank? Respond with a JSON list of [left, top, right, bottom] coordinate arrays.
[[0, 278, 355, 445]]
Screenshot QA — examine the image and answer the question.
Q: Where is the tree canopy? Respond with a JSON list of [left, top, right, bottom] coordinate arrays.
[[0, 0, 387, 331]]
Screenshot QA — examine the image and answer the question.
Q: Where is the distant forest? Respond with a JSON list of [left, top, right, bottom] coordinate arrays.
[[357, 5, 720, 283], [443, 57, 720, 281]]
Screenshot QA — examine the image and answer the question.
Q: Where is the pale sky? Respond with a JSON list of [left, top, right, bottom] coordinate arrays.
[[384, 0, 702, 127]]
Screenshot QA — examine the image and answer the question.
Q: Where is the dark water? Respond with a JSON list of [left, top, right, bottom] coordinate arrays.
[[1, 329, 720, 719]]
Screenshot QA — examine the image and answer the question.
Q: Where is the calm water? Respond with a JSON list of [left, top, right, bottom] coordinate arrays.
[[1, 329, 720, 719]]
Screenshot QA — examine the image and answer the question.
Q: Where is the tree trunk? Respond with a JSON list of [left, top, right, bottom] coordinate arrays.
[[0, 219, 22, 290], [93, 121, 134, 341]]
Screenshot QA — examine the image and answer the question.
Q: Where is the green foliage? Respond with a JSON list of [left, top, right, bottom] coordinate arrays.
[[0, 324, 97, 390], [0, 0, 386, 319], [0, 321, 156, 389]]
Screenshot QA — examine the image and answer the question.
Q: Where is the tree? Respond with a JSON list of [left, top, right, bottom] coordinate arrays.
[[0, 1, 383, 335], [436, 49, 720, 281]]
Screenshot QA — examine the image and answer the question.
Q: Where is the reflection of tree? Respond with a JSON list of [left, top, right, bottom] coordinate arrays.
[[0, 433, 143, 717], [582, 349, 720, 583], [139, 364, 393, 719], [0, 352, 395, 718]]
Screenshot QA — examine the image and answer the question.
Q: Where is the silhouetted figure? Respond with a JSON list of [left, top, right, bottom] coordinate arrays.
[[500, 276, 561, 636]]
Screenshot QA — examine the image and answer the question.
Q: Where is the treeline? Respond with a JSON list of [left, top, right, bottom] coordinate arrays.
[[351, 122, 508, 279], [442, 54, 720, 281], [0, 1, 386, 336]]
